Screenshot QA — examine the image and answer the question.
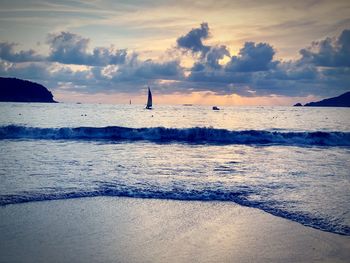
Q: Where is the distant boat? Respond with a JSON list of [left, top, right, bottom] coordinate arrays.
[[212, 106, 220, 111], [145, 87, 152, 110]]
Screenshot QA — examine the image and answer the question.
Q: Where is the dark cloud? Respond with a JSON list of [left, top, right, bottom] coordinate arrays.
[[111, 58, 183, 84], [0, 54, 183, 94], [183, 27, 349, 97], [316, 67, 350, 96], [189, 45, 230, 76], [176, 23, 210, 54], [178, 23, 230, 71], [0, 42, 44, 62], [225, 42, 277, 72], [188, 66, 250, 85], [47, 31, 127, 66], [187, 59, 324, 97], [299, 29, 350, 67], [0, 61, 93, 88], [1, 25, 349, 99], [0, 62, 49, 81], [0, 32, 127, 66], [205, 45, 230, 69]]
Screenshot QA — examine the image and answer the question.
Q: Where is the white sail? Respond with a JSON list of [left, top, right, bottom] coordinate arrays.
[[146, 87, 152, 109]]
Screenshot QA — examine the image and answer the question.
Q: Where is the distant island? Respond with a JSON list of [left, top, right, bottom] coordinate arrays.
[[294, 91, 350, 107], [0, 77, 57, 103], [293, 103, 302, 107]]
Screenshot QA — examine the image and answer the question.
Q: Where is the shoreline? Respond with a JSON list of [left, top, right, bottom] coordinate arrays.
[[1, 197, 349, 263]]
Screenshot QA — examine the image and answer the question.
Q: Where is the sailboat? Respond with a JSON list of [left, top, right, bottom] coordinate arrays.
[[145, 87, 152, 109]]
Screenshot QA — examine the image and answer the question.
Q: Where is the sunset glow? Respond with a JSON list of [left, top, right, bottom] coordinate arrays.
[[0, 0, 349, 105]]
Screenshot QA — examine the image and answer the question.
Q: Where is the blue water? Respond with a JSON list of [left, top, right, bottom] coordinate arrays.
[[0, 103, 349, 235]]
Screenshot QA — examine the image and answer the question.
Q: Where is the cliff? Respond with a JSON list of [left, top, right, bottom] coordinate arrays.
[[0, 77, 57, 103]]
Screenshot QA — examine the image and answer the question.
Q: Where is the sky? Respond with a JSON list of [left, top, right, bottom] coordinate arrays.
[[0, 0, 349, 105]]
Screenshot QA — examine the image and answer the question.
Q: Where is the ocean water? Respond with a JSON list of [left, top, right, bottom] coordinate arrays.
[[0, 102, 349, 235]]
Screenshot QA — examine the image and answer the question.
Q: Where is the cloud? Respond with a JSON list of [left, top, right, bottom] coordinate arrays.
[[178, 23, 230, 71], [0, 32, 128, 67], [183, 26, 350, 97], [176, 22, 210, 54], [1, 24, 349, 100], [110, 58, 183, 84], [180, 24, 277, 75], [0, 42, 44, 62], [0, 61, 49, 81], [0, 51, 183, 94], [0, 61, 93, 89], [47, 31, 127, 66], [299, 29, 350, 67], [225, 42, 277, 72], [204, 45, 230, 69], [189, 45, 230, 78]]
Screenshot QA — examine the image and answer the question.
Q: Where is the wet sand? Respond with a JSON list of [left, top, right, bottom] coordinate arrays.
[[0, 197, 349, 263]]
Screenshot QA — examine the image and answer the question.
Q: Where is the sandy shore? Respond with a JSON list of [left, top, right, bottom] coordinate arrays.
[[0, 197, 349, 263]]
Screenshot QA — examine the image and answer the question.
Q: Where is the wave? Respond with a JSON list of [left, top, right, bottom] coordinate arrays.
[[1, 186, 349, 236], [0, 125, 350, 146]]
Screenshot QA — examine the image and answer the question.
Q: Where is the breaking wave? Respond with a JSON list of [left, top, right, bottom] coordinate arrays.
[[1, 125, 350, 146]]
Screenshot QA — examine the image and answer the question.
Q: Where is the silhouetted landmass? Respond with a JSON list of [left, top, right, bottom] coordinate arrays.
[[293, 103, 302, 107], [0, 77, 57, 103], [304, 92, 350, 107]]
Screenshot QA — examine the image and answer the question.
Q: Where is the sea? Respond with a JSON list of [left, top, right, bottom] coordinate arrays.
[[0, 103, 349, 235]]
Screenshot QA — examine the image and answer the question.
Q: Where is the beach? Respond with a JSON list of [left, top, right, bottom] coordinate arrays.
[[1, 103, 350, 262], [1, 1, 350, 262], [1, 197, 349, 263]]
